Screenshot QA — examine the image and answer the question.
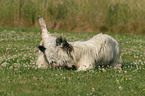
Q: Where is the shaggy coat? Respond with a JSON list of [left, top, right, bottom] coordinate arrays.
[[36, 17, 121, 71]]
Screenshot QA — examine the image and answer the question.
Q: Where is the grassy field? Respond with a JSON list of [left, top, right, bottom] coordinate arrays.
[[0, 0, 145, 34], [0, 28, 145, 96]]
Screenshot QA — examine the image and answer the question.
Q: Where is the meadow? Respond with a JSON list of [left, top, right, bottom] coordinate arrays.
[[0, 0, 145, 34], [0, 28, 145, 96]]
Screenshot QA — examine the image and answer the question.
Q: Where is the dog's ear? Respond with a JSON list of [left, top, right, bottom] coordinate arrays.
[[61, 40, 73, 59], [56, 37, 63, 46], [56, 37, 73, 52], [62, 40, 73, 52], [38, 45, 46, 53]]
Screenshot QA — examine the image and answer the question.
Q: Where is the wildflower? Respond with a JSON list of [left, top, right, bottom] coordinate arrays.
[[9, 66, 13, 69], [124, 71, 127, 73], [92, 88, 95, 92], [128, 78, 132, 80], [35, 67, 37, 70], [63, 77, 65, 80], [102, 68, 106, 72], [119, 86, 123, 90], [1, 62, 8, 67]]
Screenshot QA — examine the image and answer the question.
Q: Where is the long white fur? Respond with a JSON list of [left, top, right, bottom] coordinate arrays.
[[36, 17, 121, 71]]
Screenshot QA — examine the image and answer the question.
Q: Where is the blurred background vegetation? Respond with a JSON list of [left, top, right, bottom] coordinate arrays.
[[0, 0, 145, 34]]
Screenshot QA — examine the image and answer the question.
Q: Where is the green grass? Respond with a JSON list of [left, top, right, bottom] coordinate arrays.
[[0, 0, 145, 34], [0, 28, 145, 96]]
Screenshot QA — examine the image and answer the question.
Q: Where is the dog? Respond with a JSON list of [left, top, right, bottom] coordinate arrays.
[[36, 16, 121, 71]]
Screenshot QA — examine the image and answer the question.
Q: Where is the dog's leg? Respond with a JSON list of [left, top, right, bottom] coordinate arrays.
[[76, 56, 95, 71], [36, 52, 48, 68]]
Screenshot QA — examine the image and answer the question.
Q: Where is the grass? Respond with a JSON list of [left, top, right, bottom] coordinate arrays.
[[0, 28, 145, 96], [0, 0, 145, 34]]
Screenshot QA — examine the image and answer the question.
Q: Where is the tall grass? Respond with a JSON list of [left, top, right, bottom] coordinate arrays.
[[0, 0, 145, 34]]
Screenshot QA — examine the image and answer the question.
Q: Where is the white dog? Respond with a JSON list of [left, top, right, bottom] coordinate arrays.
[[36, 16, 121, 71]]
